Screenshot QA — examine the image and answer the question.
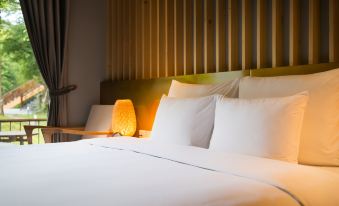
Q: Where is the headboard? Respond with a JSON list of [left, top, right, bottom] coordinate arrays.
[[101, 63, 339, 132]]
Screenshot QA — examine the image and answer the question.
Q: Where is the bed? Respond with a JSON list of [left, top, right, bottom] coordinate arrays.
[[1, 63, 339, 206], [1, 138, 338, 206]]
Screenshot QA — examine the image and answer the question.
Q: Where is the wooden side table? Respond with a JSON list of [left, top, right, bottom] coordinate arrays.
[[0, 131, 37, 145], [24, 125, 114, 143]]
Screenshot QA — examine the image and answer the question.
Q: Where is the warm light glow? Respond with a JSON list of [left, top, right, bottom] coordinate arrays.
[[112, 99, 137, 136]]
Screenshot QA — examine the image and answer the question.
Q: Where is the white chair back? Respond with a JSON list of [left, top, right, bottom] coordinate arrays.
[[83, 105, 114, 139]]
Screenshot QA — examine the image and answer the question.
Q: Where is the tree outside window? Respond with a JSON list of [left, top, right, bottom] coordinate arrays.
[[0, 0, 47, 119]]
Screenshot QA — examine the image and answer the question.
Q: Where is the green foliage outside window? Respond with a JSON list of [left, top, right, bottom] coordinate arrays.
[[1, 0, 47, 117], [1, 0, 42, 93]]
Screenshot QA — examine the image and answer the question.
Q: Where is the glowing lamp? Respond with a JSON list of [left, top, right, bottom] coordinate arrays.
[[111, 99, 137, 136]]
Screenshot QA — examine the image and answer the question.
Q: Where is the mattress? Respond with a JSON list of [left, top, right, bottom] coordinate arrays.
[[0, 137, 338, 206]]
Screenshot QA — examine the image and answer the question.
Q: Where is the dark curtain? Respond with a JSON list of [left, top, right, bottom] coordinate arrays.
[[20, 0, 75, 140]]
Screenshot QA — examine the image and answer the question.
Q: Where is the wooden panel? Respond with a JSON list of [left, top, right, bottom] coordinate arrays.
[[184, 0, 194, 75], [142, 0, 151, 79], [203, 0, 215, 73], [107, 0, 339, 80], [228, 0, 238, 71], [308, 0, 319, 64], [242, 0, 251, 70], [272, 0, 283, 67], [257, 0, 267, 68], [129, 0, 136, 80], [107, 0, 115, 80], [329, 0, 339, 62], [106, 0, 112, 79], [215, 0, 227, 72], [194, 0, 204, 74], [150, 0, 159, 78], [135, 0, 143, 79], [122, 0, 130, 80], [251, 62, 339, 76], [167, 0, 175, 76], [175, 0, 184, 76], [116, 0, 123, 80], [158, 0, 166, 77], [289, 0, 300, 66]]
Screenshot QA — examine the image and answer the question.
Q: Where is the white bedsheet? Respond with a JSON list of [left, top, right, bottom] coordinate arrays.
[[0, 142, 17, 149], [0, 137, 338, 206]]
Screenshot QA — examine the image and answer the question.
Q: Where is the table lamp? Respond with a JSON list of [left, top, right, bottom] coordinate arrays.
[[111, 99, 136, 136]]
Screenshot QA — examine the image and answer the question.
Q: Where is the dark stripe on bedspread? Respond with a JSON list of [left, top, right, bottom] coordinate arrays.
[[89, 143, 304, 206]]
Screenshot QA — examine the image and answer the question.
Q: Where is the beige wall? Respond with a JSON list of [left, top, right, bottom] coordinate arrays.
[[67, 0, 107, 126]]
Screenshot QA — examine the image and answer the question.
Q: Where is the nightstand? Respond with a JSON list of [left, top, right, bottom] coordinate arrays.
[[139, 130, 151, 138]]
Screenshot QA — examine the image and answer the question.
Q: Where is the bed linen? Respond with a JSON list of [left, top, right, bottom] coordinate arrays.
[[0, 137, 338, 206], [168, 79, 240, 98], [209, 92, 308, 163], [0, 142, 17, 148], [239, 68, 339, 166], [151, 95, 218, 148], [317, 166, 339, 174]]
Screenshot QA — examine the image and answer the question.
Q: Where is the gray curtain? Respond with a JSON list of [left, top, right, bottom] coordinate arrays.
[[20, 0, 75, 141]]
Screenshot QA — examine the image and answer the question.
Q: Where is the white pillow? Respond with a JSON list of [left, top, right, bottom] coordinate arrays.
[[168, 79, 240, 98], [239, 68, 339, 166], [83, 105, 114, 139], [209, 92, 309, 163], [151, 95, 219, 148]]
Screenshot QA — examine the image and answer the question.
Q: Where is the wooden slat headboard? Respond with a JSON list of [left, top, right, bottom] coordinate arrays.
[[101, 63, 339, 132]]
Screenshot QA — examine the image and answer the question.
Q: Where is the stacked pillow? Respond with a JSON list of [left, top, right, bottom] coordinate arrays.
[[209, 92, 308, 163], [150, 68, 339, 166], [152, 79, 239, 148], [168, 79, 240, 98], [151, 95, 219, 148], [239, 69, 339, 166]]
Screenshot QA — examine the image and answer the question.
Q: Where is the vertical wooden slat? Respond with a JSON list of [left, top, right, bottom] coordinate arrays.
[[156, 0, 160, 77], [228, 0, 238, 71], [108, 0, 116, 80], [329, 0, 339, 62], [257, 0, 266, 69], [272, 0, 283, 67], [242, 0, 251, 70], [158, 0, 166, 77], [204, 0, 215, 73], [150, 0, 159, 78], [174, 0, 177, 75], [141, 0, 145, 78], [194, 0, 204, 74], [135, 0, 143, 79], [289, 0, 300, 66], [123, 0, 130, 80], [184, 0, 194, 75], [129, 0, 136, 80], [116, 0, 123, 80], [175, 0, 184, 76], [142, 0, 151, 79], [216, 0, 227, 72], [308, 0, 319, 64], [106, 0, 112, 79], [108, 0, 338, 81], [167, 0, 175, 76]]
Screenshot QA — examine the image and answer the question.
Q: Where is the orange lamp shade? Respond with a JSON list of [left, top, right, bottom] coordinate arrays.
[[111, 99, 137, 136]]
